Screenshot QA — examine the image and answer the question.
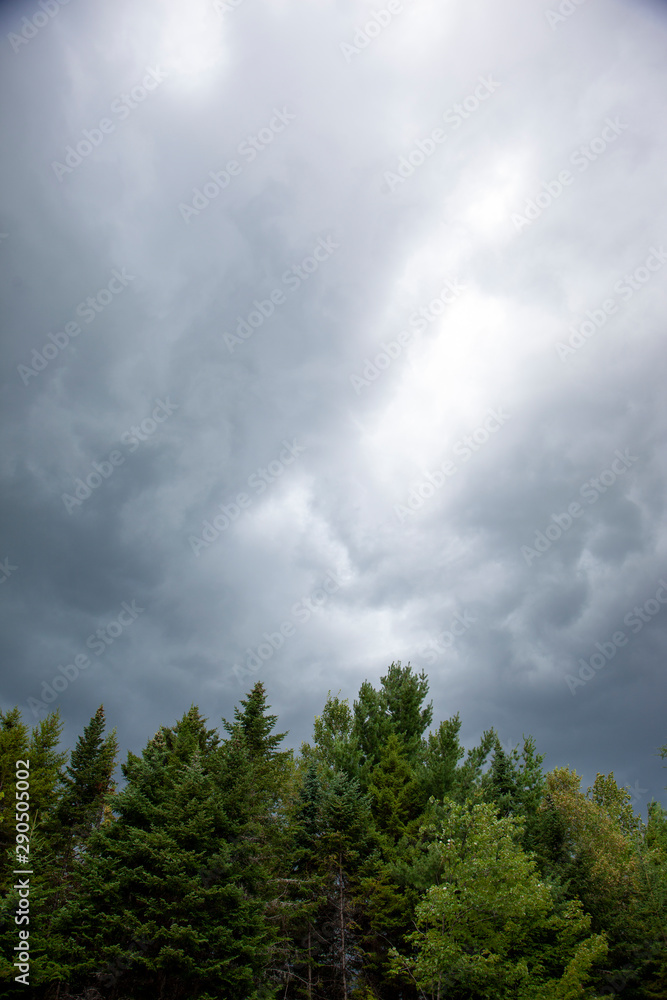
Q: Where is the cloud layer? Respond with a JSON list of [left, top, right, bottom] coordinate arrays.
[[1, 0, 666, 808]]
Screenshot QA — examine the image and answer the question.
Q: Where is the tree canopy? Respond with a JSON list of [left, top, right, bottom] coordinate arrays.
[[1, 670, 664, 1000]]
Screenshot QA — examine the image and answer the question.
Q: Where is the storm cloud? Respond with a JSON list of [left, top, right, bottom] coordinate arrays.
[[1, 0, 666, 809]]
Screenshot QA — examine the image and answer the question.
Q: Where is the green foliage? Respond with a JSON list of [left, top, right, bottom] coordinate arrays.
[[482, 734, 546, 852], [353, 661, 433, 769], [300, 691, 362, 779], [419, 712, 465, 802], [367, 732, 421, 842], [53, 705, 278, 999], [0, 709, 68, 990], [0, 707, 30, 887], [0, 674, 661, 1000], [56, 705, 118, 856], [389, 798, 607, 1000], [317, 769, 374, 998]]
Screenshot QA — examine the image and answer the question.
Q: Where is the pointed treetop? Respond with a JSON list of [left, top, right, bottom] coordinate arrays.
[[223, 682, 288, 759], [353, 661, 433, 765]]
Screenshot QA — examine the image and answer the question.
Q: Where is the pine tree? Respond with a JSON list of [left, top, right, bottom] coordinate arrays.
[[482, 734, 545, 852], [277, 763, 330, 999], [53, 706, 277, 1000], [353, 662, 432, 775], [419, 713, 465, 803], [223, 681, 291, 814], [0, 707, 30, 892], [56, 705, 118, 859], [0, 709, 68, 992], [317, 769, 374, 999], [367, 732, 421, 843]]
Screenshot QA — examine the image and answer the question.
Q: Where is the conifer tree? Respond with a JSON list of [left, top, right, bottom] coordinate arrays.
[[419, 712, 465, 802], [2, 671, 661, 998], [0, 707, 30, 891], [482, 734, 545, 852], [0, 709, 67, 991], [222, 682, 296, 989], [622, 746, 667, 998], [317, 769, 374, 999], [484, 737, 519, 815], [224, 682, 287, 760], [277, 763, 330, 999], [448, 726, 496, 802], [56, 705, 118, 858], [367, 732, 421, 843], [53, 706, 277, 1000], [353, 662, 432, 774], [357, 733, 425, 999], [223, 681, 291, 814]]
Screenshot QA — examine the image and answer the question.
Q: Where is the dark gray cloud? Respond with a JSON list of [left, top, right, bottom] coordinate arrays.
[[1, 0, 666, 812]]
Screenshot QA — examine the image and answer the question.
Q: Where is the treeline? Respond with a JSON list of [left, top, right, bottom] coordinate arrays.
[[1, 662, 666, 999]]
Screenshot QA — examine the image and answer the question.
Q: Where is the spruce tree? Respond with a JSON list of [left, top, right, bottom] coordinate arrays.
[[277, 763, 330, 999], [357, 732, 425, 999], [53, 706, 277, 1000], [317, 769, 374, 999], [0, 709, 68, 992], [56, 705, 118, 859], [482, 734, 545, 852], [0, 707, 30, 892], [367, 732, 421, 843], [223, 681, 291, 814]]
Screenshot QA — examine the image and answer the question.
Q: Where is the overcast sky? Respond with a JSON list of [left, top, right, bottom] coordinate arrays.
[[1, 0, 666, 811]]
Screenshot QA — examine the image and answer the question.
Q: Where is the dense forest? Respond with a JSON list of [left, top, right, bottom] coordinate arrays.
[[1, 663, 666, 999]]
